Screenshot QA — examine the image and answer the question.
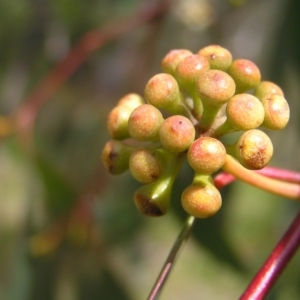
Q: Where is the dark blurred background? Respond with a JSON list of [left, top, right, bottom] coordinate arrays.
[[0, 0, 299, 299]]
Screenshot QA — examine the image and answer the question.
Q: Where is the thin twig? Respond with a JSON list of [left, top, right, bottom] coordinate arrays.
[[239, 208, 300, 300], [147, 215, 196, 300]]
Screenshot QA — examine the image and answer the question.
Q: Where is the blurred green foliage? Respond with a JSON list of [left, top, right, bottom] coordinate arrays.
[[0, 0, 299, 299]]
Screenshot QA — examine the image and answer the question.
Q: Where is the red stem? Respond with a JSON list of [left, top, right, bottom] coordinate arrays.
[[239, 209, 300, 300], [257, 166, 300, 183], [214, 166, 300, 189]]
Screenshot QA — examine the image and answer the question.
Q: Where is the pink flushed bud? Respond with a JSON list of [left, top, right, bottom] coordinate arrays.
[[198, 45, 232, 71], [175, 54, 210, 89], [197, 69, 236, 106], [159, 115, 195, 152], [261, 93, 290, 130], [254, 81, 284, 100], [226, 93, 265, 130], [144, 73, 189, 116], [228, 59, 261, 93], [187, 137, 226, 174], [181, 175, 222, 218], [128, 104, 164, 141], [161, 49, 193, 76]]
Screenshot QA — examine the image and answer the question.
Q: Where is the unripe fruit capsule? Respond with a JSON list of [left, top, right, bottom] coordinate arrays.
[[117, 93, 145, 108], [197, 69, 236, 106], [187, 137, 226, 174], [144, 73, 188, 116], [261, 93, 290, 130], [107, 93, 144, 139], [101, 140, 134, 175], [161, 49, 193, 76], [228, 59, 261, 93], [226, 93, 265, 130], [159, 115, 195, 152], [175, 54, 210, 89], [128, 104, 164, 141], [198, 45, 232, 71], [129, 148, 166, 184], [254, 81, 284, 100], [229, 129, 274, 170], [181, 177, 222, 218]]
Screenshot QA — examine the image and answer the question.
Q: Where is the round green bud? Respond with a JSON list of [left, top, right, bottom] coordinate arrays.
[[229, 129, 273, 170], [159, 115, 195, 152], [226, 93, 265, 130], [175, 54, 210, 89], [134, 152, 185, 217], [107, 105, 131, 139], [181, 178, 222, 218], [128, 104, 164, 141], [129, 148, 166, 184], [261, 94, 290, 130], [107, 94, 144, 139], [187, 137, 226, 174], [101, 140, 134, 175], [161, 49, 193, 76], [197, 45, 232, 71], [254, 81, 284, 100], [196, 69, 236, 106], [116, 93, 145, 108], [144, 73, 186, 114], [228, 59, 261, 93]]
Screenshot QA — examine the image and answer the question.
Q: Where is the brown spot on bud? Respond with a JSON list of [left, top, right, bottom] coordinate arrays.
[[101, 140, 133, 175], [198, 45, 232, 71], [237, 129, 273, 170]]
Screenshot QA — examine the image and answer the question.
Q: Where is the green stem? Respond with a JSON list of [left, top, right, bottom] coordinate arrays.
[[147, 215, 195, 300], [210, 119, 238, 138], [134, 152, 186, 216], [193, 173, 213, 185], [222, 155, 300, 200], [188, 89, 203, 120], [198, 103, 222, 132]]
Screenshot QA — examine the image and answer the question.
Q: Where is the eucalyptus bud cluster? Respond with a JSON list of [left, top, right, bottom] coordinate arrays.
[[101, 45, 290, 218]]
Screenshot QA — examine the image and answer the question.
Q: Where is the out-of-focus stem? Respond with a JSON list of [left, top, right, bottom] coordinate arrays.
[[257, 166, 300, 183], [147, 215, 195, 300], [222, 155, 300, 200], [239, 209, 300, 300]]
